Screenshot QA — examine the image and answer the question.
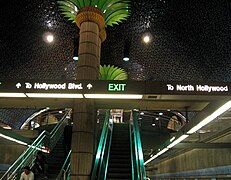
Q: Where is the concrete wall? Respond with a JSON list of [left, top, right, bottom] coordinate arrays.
[[0, 143, 27, 164], [151, 133, 231, 175]]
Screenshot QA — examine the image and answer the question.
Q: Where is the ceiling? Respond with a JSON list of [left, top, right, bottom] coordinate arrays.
[[0, 0, 231, 82]]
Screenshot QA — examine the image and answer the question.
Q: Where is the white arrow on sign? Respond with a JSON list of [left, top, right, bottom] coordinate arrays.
[[16, 83, 22, 88], [87, 83, 93, 90]]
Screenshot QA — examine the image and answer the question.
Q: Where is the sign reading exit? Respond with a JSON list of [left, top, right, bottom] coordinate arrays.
[[108, 83, 126, 92]]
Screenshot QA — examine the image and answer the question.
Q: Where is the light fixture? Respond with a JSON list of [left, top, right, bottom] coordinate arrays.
[[167, 134, 189, 149], [187, 100, 231, 134], [0, 133, 28, 146], [73, 37, 79, 61], [142, 31, 153, 44], [46, 35, 54, 43], [144, 148, 169, 165], [159, 112, 163, 116], [144, 101, 231, 166], [84, 94, 142, 99], [144, 134, 189, 165], [0, 93, 26, 97], [123, 40, 130, 61], [143, 35, 150, 43], [73, 46, 78, 61], [43, 32, 54, 43], [26, 93, 83, 98], [140, 112, 144, 115]]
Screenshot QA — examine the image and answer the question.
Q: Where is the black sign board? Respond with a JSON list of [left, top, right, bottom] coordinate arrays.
[[0, 80, 231, 96]]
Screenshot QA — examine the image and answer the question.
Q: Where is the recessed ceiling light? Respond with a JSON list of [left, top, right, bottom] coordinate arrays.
[[143, 35, 150, 43]]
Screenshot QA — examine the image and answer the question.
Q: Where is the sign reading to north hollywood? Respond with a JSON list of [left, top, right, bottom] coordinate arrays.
[[166, 84, 229, 93]]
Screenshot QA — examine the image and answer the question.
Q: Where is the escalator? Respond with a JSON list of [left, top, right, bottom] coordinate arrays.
[[0, 109, 72, 180], [91, 110, 146, 180], [107, 123, 132, 179]]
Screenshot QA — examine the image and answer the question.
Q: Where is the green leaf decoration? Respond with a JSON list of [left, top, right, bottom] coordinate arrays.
[[99, 65, 128, 80], [57, 0, 131, 27]]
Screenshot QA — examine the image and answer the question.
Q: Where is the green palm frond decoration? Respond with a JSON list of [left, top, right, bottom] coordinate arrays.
[[99, 65, 128, 80], [57, 0, 131, 27]]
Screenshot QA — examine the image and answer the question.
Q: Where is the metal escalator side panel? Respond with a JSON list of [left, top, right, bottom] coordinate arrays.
[[91, 111, 113, 180], [132, 111, 147, 180]]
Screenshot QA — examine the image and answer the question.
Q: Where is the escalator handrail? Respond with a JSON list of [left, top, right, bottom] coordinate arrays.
[[50, 108, 71, 138], [129, 122, 135, 180], [132, 111, 147, 180], [1, 109, 72, 180], [91, 111, 113, 180], [0, 130, 49, 180], [56, 150, 72, 180]]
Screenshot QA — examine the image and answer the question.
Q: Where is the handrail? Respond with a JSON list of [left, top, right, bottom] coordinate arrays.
[[130, 111, 147, 180], [91, 110, 113, 180], [56, 150, 72, 180], [129, 121, 135, 180], [1, 108, 72, 180]]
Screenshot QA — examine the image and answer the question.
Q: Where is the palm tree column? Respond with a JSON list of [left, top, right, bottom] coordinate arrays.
[[75, 6, 106, 79], [71, 6, 106, 180]]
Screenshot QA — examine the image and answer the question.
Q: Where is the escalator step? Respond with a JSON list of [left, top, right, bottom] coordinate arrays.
[[107, 173, 132, 179], [109, 159, 131, 163], [108, 163, 131, 168]]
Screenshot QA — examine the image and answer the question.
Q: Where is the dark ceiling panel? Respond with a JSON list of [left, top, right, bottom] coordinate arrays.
[[0, 0, 230, 81]]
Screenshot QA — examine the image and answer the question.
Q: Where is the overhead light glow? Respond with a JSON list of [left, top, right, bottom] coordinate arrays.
[[143, 35, 150, 43], [187, 100, 231, 134], [144, 148, 169, 165], [123, 57, 129, 61], [26, 93, 83, 98], [84, 94, 143, 99], [0, 93, 26, 97], [144, 134, 189, 165], [46, 35, 54, 43], [43, 32, 54, 43], [0, 133, 27, 146], [73, 56, 78, 61], [167, 134, 189, 149]]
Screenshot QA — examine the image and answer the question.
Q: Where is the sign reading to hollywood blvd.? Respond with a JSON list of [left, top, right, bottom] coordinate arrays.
[[0, 80, 144, 94]]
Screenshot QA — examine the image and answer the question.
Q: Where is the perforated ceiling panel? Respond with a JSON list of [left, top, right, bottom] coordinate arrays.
[[0, 0, 230, 81]]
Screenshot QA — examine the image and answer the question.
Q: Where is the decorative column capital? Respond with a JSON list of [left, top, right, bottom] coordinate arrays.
[[76, 6, 106, 42]]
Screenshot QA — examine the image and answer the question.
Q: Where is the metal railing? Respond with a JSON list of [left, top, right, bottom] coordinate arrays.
[[56, 150, 71, 180], [91, 111, 113, 180], [129, 111, 147, 180], [1, 108, 72, 180]]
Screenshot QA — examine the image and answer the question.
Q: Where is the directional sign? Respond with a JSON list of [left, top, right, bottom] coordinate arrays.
[[0, 80, 231, 96], [87, 83, 93, 90], [16, 83, 21, 88]]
